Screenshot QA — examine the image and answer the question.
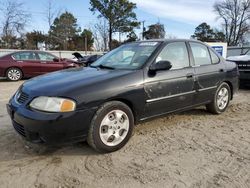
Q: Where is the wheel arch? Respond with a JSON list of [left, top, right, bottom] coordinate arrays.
[[223, 80, 233, 100], [106, 98, 138, 123]]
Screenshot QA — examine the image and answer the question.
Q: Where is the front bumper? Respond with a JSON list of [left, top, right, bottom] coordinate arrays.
[[6, 98, 95, 145]]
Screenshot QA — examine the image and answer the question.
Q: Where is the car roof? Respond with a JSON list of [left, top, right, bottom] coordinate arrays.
[[10, 50, 52, 54], [135, 39, 204, 43]]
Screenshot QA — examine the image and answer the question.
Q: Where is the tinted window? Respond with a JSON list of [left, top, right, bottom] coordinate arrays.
[[209, 49, 220, 64], [13, 52, 37, 60], [190, 42, 211, 66], [37, 52, 56, 61], [156, 42, 190, 69]]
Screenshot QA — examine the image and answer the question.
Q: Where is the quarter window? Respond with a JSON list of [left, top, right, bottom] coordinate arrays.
[[13, 52, 37, 60], [156, 42, 190, 69], [209, 49, 220, 64], [190, 42, 211, 66]]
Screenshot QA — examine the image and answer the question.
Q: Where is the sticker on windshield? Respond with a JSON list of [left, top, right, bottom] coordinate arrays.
[[139, 42, 158, 46]]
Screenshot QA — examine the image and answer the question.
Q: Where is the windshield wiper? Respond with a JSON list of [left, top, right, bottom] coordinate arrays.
[[94, 64, 115, 70]]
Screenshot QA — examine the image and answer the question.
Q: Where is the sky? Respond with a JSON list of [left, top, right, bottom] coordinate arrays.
[[3, 0, 221, 39]]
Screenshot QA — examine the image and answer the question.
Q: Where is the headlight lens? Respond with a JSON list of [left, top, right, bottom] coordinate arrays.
[[30, 97, 76, 112]]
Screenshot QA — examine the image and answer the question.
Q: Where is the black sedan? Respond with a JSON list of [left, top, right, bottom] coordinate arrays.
[[7, 39, 239, 153]]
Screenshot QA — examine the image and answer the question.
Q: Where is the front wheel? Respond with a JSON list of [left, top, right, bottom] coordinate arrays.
[[206, 82, 231, 114], [87, 101, 134, 153]]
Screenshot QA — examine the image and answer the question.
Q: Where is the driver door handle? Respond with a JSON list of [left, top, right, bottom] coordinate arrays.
[[186, 73, 194, 78]]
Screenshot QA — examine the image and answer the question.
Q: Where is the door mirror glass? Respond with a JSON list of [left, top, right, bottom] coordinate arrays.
[[150, 61, 172, 72]]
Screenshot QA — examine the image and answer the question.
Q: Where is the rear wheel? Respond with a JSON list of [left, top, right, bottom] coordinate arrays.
[[206, 82, 231, 114], [6, 68, 23, 81], [87, 101, 134, 153]]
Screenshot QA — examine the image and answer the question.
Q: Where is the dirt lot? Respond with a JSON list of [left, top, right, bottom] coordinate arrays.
[[0, 79, 249, 188]]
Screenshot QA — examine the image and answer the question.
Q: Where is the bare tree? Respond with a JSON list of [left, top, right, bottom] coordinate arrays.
[[44, 0, 61, 29], [214, 0, 250, 46], [0, 1, 29, 36], [91, 18, 109, 51], [0, 0, 30, 48]]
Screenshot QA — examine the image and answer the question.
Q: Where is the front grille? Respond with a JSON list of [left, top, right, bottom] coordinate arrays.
[[17, 91, 29, 104], [235, 61, 250, 70], [13, 121, 26, 137]]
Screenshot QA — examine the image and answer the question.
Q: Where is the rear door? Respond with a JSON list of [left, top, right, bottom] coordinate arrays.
[[36, 52, 64, 73], [188, 42, 226, 104], [12, 52, 41, 76], [144, 42, 196, 118]]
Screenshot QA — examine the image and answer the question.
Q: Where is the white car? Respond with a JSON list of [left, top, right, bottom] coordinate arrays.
[[227, 50, 250, 84]]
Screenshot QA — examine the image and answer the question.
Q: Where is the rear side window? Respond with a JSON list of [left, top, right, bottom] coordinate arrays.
[[13, 52, 37, 60], [190, 42, 211, 66], [156, 42, 190, 69], [209, 49, 220, 64]]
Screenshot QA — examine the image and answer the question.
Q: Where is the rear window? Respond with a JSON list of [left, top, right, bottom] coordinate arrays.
[[13, 52, 37, 60]]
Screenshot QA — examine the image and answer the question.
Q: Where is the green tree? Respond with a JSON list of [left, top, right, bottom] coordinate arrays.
[[49, 11, 80, 50], [26, 30, 46, 49], [72, 29, 95, 51], [90, 0, 140, 50], [191, 22, 226, 42], [144, 23, 165, 39], [124, 31, 138, 43], [191, 22, 214, 42]]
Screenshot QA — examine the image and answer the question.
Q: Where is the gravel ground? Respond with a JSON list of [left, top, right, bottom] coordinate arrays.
[[0, 79, 249, 188]]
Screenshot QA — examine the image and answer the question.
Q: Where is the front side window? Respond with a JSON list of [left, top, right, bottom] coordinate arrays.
[[156, 42, 190, 69], [190, 42, 211, 66], [91, 42, 160, 70], [37, 52, 56, 61], [13, 52, 37, 60]]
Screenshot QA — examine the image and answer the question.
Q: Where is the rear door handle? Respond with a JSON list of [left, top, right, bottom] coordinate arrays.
[[41, 61, 47, 64], [186, 73, 194, 78]]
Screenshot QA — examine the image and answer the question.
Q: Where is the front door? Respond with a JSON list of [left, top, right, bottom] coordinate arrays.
[[36, 52, 64, 73], [144, 42, 195, 118]]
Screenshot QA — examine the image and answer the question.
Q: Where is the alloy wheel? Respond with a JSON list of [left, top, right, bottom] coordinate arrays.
[[99, 110, 129, 147]]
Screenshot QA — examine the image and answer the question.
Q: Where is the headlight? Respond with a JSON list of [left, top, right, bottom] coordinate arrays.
[[30, 97, 76, 112]]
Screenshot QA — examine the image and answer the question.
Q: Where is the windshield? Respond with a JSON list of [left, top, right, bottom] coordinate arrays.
[[91, 42, 160, 70]]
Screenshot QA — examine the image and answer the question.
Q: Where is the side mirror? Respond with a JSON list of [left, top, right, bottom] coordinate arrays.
[[149, 60, 172, 72], [53, 58, 59, 62]]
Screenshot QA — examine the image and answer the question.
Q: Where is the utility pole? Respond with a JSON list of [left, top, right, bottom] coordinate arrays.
[[142, 20, 145, 40], [85, 36, 88, 55]]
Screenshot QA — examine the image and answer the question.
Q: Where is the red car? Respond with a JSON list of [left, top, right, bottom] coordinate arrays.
[[0, 51, 78, 81]]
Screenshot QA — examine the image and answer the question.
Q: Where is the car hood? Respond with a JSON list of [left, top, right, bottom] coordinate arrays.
[[22, 67, 133, 96], [72, 52, 84, 60], [227, 55, 250, 62]]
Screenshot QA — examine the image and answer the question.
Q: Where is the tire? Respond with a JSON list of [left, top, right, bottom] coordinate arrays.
[[87, 101, 134, 153], [206, 82, 231, 114], [6, 67, 23, 81]]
